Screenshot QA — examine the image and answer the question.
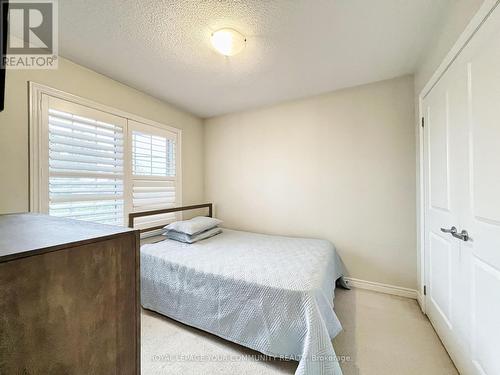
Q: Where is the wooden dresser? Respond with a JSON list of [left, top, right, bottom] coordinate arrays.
[[0, 214, 140, 375]]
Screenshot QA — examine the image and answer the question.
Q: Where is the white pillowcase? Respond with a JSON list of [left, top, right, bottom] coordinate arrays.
[[164, 216, 223, 235]]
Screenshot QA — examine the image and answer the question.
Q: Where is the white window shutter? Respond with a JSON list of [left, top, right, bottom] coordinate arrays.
[[33, 90, 181, 228], [129, 120, 179, 230], [46, 97, 127, 225]]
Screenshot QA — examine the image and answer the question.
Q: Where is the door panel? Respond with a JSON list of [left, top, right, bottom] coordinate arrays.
[[428, 90, 450, 212], [423, 73, 461, 364], [467, 31, 500, 270], [429, 232, 452, 327], [464, 6, 500, 375], [471, 259, 500, 375], [468, 23, 500, 225]]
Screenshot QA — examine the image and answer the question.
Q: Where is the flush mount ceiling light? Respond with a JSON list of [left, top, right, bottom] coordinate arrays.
[[210, 28, 246, 56]]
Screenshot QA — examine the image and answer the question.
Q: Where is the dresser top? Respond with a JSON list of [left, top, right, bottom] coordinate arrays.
[[0, 213, 136, 262]]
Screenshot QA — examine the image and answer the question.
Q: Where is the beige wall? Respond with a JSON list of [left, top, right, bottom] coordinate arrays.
[[205, 76, 416, 289], [0, 57, 204, 214]]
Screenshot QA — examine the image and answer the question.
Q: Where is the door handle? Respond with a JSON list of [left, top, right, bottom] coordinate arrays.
[[452, 229, 469, 242], [440, 226, 457, 235], [440, 226, 469, 241]]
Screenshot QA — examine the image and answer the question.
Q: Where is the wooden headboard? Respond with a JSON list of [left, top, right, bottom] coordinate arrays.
[[128, 203, 213, 234]]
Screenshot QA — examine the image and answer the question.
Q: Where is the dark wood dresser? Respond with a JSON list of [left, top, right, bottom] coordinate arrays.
[[0, 214, 140, 375]]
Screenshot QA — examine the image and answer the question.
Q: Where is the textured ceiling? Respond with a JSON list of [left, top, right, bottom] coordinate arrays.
[[59, 0, 451, 118]]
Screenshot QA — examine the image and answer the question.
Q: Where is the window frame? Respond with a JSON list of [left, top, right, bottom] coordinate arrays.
[[29, 82, 182, 225]]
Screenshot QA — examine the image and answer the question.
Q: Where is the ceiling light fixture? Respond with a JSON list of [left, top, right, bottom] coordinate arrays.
[[210, 28, 246, 56]]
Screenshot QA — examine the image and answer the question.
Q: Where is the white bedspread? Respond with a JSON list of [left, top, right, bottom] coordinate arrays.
[[141, 229, 346, 375]]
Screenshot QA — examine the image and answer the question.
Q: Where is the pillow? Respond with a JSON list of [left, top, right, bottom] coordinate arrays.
[[165, 227, 222, 244], [164, 216, 223, 235]]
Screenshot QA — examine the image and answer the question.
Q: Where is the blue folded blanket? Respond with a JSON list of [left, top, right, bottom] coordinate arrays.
[[164, 226, 222, 243]]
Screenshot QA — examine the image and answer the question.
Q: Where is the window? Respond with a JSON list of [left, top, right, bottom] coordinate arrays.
[[132, 129, 175, 177], [30, 84, 181, 228], [47, 100, 125, 225], [129, 120, 178, 230]]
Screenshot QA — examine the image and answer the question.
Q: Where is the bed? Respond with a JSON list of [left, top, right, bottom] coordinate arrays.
[[130, 204, 347, 375]]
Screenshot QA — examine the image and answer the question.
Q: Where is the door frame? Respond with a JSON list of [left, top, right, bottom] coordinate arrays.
[[416, 0, 500, 313]]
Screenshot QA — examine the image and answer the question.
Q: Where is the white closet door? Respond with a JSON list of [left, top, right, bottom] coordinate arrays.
[[423, 62, 471, 372], [423, 3, 500, 374], [460, 6, 500, 374]]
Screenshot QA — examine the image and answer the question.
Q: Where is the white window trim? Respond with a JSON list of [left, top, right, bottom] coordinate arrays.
[[29, 82, 182, 222]]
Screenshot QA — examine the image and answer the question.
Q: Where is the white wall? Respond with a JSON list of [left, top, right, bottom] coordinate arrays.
[[205, 75, 416, 289], [0, 57, 205, 214]]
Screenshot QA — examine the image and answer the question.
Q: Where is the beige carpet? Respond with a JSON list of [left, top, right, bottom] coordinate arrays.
[[141, 288, 458, 375]]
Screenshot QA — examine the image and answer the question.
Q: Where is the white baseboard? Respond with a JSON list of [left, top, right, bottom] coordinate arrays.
[[416, 291, 425, 312], [344, 277, 418, 300]]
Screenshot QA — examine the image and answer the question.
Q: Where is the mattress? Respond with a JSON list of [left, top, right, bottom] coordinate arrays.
[[141, 229, 347, 375]]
